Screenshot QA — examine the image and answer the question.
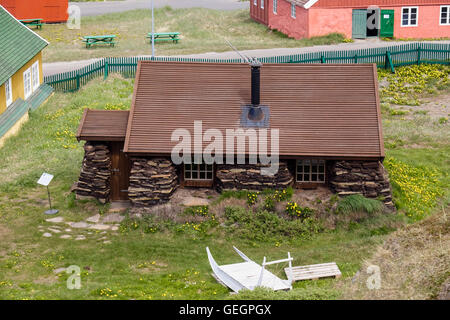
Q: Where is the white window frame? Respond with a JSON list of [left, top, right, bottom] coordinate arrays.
[[184, 162, 214, 181], [5, 78, 13, 107], [296, 159, 326, 183], [401, 7, 419, 27], [253, 0, 257, 6], [23, 68, 32, 99], [440, 6, 450, 25], [31, 61, 40, 91], [273, 0, 277, 14], [291, 3, 296, 19], [261, 0, 264, 9]]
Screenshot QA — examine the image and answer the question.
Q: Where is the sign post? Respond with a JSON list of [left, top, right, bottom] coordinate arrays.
[[37, 173, 58, 215]]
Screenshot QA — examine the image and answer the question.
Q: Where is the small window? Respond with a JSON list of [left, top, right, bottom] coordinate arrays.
[[184, 162, 213, 181], [5, 78, 12, 107], [291, 3, 296, 18], [23, 68, 32, 99], [253, 0, 257, 6], [31, 61, 40, 91], [401, 7, 418, 26], [296, 160, 326, 183], [261, 0, 264, 9], [441, 6, 450, 25], [273, 0, 277, 14]]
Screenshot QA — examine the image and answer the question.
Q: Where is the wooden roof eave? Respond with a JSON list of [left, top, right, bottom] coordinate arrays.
[[77, 136, 125, 142], [123, 61, 142, 153], [76, 108, 88, 142], [76, 109, 129, 142], [373, 64, 386, 159], [124, 151, 384, 161]]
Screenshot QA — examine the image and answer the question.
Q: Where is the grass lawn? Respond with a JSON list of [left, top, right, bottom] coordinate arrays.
[[0, 65, 448, 300], [37, 8, 346, 63]]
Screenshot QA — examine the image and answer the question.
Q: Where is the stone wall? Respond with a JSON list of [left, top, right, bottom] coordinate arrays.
[[216, 162, 294, 191], [75, 142, 111, 203], [329, 160, 394, 211], [128, 158, 178, 207]]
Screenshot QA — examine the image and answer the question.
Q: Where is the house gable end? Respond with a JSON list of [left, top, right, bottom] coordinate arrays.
[[0, 5, 48, 86]]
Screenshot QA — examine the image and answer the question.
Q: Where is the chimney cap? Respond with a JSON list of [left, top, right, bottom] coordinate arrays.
[[250, 58, 262, 67]]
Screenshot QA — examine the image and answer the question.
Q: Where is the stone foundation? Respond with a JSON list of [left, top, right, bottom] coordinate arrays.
[[74, 151, 395, 212], [75, 142, 111, 203], [128, 157, 178, 207], [329, 160, 394, 211], [216, 162, 294, 191]]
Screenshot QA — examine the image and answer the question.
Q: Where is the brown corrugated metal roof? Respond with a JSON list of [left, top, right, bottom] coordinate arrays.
[[311, 0, 448, 8], [77, 109, 129, 141], [124, 61, 384, 159]]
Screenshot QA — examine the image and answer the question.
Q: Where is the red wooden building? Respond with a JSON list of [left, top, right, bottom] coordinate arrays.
[[0, 0, 68, 23], [251, 0, 450, 39]]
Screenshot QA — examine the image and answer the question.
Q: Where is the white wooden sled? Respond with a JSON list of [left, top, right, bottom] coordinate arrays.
[[206, 246, 293, 293]]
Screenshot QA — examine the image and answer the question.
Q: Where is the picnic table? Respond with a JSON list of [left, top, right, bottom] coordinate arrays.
[[19, 19, 43, 29], [146, 32, 180, 44], [82, 35, 116, 48]]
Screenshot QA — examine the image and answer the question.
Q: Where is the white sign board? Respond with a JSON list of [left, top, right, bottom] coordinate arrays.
[[37, 173, 54, 186], [384, 14, 390, 19]]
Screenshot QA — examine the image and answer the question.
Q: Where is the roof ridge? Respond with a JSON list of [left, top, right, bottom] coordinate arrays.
[[0, 5, 48, 85], [0, 5, 49, 45]]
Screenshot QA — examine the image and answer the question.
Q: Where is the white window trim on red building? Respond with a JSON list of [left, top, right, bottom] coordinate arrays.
[[440, 5, 450, 25], [401, 6, 419, 27]]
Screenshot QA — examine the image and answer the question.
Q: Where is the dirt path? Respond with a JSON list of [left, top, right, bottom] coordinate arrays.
[[392, 92, 450, 119]]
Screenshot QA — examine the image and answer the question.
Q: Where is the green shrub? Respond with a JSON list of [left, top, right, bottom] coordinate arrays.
[[389, 109, 409, 116], [263, 196, 275, 211], [141, 216, 160, 234], [224, 206, 252, 225], [246, 192, 259, 206], [438, 117, 448, 125], [224, 206, 321, 242], [183, 206, 209, 217], [216, 190, 248, 201], [335, 195, 385, 215], [272, 187, 294, 201], [285, 201, 314, 220]]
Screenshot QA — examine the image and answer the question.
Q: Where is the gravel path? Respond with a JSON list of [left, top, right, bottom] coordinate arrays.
[[176, 39, 450, 59], [70, 0, 248, 16], [43, 39, 450, 77]]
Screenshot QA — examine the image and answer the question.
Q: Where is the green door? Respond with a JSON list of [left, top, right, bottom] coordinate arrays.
[[352, 9, 367, 39], [380, 10, 394, 38]]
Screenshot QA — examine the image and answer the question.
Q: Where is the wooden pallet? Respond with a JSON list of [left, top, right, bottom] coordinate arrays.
[[285, 262, 341, 282]]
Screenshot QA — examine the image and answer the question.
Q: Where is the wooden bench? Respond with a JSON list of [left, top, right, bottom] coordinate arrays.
[[285, 262, 342, 282], [19, 19, 43, 29], [146, 32, 180, 44], [82, 35, 116, 48]]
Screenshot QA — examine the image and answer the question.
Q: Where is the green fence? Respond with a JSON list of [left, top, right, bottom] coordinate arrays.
[[44, 42, 450, 92]]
